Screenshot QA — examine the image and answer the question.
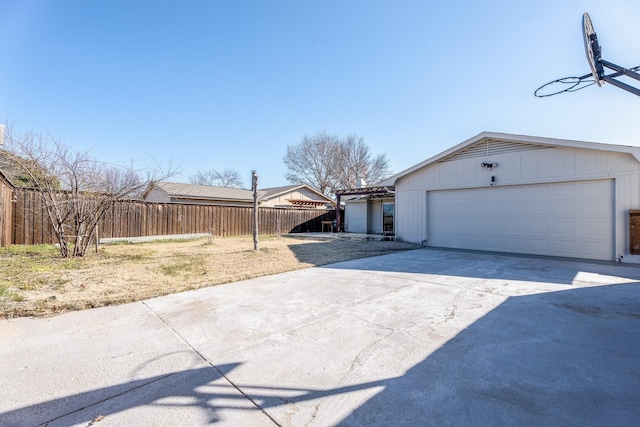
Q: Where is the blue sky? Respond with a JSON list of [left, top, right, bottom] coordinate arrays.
[[1, 0, 639, 188]]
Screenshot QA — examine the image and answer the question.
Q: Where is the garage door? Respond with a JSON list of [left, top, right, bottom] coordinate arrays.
[[427, 180, 614, 260]]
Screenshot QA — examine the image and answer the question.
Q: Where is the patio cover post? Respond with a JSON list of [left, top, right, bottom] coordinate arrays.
[[335, 195, 341, 232]]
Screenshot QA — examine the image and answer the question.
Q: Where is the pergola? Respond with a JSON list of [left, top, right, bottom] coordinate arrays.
[[333, 186, 395, 232], [286, 199, 335, 208]]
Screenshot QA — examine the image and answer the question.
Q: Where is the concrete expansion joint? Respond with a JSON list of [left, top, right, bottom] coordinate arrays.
[[140, 301, 281, 426], [304, 402, 321, 427], [40, 372, 176, 426], [141, 301, 209, 363]]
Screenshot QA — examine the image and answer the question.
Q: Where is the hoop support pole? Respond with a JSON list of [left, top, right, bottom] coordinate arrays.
[[601, 60, 640, 83], [601, 74, 640, 97]]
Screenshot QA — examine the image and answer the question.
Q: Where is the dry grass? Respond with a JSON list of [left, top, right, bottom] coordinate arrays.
[[0, 235, 420, 319]]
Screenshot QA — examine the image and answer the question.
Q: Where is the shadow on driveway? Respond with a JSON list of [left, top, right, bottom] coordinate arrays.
[[338, 281, 640, 425], [321, 247, 640, 286], [5, 281, 639, 425]]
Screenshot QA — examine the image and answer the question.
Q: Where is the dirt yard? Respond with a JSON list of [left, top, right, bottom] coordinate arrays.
[[0, 235, 420, 319]]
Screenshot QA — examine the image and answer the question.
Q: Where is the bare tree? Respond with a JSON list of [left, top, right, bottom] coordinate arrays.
[[333, 134, 392, 189], [283, 131, 341, 196], [283, 131, 391, 196], [189, 168, 244, 188], [2, 125, 175, 257]]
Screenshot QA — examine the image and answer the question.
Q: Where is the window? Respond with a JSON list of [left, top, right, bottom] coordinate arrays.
[[382, 203, 394, 234]]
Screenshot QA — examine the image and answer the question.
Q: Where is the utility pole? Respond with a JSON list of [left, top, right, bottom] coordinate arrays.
[[252, 170, 259, 250]]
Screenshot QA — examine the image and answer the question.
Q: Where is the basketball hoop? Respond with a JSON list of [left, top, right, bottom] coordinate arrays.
[[535, 12, 640, 98], [534, 75, 595, 97]]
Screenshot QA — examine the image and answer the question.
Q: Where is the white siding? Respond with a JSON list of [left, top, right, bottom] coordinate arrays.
[[399, 147, 638, 191], [396, 189, 426, 243], [395, 145, 640, 261], [368, 199, 382, 234], [345, 200, 367, 233]]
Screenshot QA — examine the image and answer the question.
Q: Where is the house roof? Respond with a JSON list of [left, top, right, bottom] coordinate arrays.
[[259, 184, 303, 199], [259, 183, 334, 204], [0, 153, 25, 188], [153, 182, 254, 202], [149, 182, 335, 204], [382, 131, 640, 186], [0, 168, 14, 188]]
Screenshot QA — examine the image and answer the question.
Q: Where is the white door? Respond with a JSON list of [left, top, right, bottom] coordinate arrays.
[[427, 180, 614, 260]]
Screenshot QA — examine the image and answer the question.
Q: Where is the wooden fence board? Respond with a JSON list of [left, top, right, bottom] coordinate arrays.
[[0, 178, 13, 246], [3, 188, 340, 245]]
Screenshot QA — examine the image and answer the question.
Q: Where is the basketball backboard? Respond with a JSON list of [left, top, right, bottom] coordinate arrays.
[[582, 12, 605, 87]]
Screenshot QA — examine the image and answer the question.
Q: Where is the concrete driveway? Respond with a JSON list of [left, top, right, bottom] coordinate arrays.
[[1, 248, 639, 426]]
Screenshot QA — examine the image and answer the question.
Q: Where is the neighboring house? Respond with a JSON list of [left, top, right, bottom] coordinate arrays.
[[259, 184, 335, 209], [374, 131, 640, 263], [144, 182, 254, 207], [0, 154, 34, 188], [144, 182, 335, 209]]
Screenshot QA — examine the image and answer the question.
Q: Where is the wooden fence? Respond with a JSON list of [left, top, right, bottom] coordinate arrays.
[[6, 188, 339, 246], [0, 175, 12, 247]]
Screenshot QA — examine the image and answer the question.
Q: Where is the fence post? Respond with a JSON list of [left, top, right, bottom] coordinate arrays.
[[252, 170, 259, 251]]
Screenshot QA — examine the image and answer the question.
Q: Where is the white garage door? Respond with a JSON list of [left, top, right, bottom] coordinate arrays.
[[427, 180, 614, 260]]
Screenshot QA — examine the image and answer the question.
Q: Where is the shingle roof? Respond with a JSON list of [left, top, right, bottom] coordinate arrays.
[[0, 168, 13, 188], [0, 154, 25, 187], [152, 182, 334, 203], [155, 182, 254, 201], [259, 184, 304, 199]]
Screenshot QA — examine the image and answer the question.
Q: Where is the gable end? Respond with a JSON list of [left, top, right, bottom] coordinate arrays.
[[439, 139, 553, 163]]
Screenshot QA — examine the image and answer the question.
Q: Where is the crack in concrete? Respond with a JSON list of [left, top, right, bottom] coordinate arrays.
[[339, 316, 395, 383], [445, 304, 458, 321], [213, 282, 418, 360], [299, 316, 395, 427]]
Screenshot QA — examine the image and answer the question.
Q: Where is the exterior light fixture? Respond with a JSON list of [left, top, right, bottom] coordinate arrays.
[[481, 162, 497, 170]]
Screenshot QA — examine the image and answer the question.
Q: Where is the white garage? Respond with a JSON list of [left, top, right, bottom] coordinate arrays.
[[427, 180, 614, 260], [381, 132, 640, 263]]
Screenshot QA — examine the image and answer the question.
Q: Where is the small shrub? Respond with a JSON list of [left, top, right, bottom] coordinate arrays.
[[160, 262, 193, 276], [0, 285, 25, 302], [160, 255, 206, 276], [10, 293, 24, 302]]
